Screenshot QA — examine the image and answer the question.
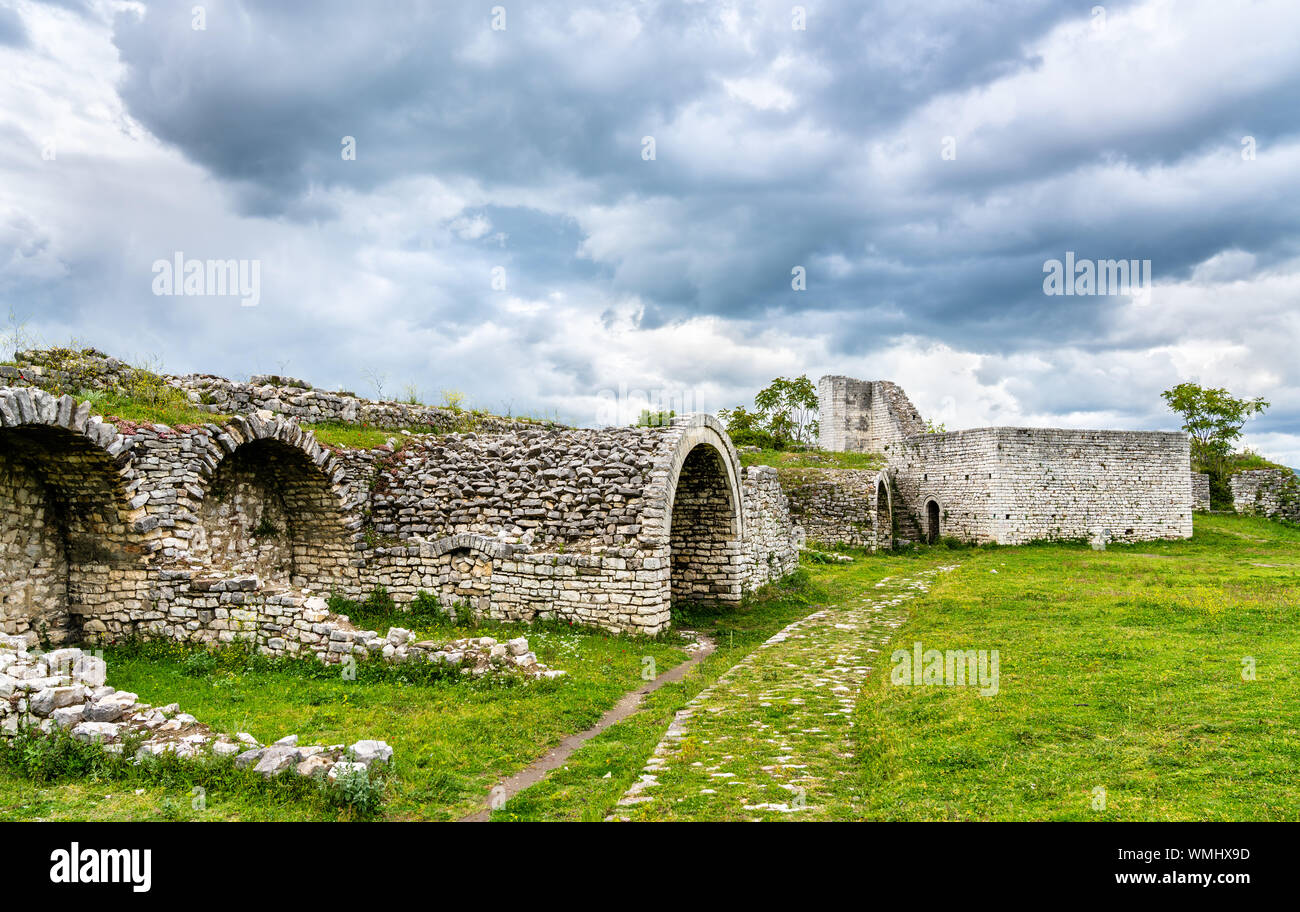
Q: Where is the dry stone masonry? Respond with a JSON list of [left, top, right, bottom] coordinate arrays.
[[3, 349, 549, 436], [1229, 469, 1300, 523], [1, 353, 803, 650], [1192, 472, 1211, 511]]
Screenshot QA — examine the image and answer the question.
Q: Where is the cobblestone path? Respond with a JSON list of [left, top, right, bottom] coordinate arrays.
[[611, 566, 958, 821]]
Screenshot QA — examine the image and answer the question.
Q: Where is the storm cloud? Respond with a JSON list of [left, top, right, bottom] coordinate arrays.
[[2, 0, 1299, 461]]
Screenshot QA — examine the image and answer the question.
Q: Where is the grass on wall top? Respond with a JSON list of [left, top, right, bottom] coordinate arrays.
[[738, 448, 887, 471]]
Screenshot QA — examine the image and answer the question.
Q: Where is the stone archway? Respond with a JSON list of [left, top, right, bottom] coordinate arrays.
[[926, 499, 941, 544], [668, 442, 742, 609], [0, 424, 137, 645], [193, 437, 350, 588], [875, 478, 893, 551]]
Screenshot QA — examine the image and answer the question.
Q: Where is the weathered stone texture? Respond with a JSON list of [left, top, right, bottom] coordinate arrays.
[[779, 468, 883, 548], [817, 373, 1195, 546], [893, 427, 1192, 544], [4, 349, 551, 436], [739, 467, 800, 588], [1229, 469, 1300, 522], [1191, 472, 1211, 511], [817, 376, 925, 456], [1, 385, 801, 645]]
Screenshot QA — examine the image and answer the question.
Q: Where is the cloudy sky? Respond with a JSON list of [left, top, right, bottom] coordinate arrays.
[[2, 0, 1298, 461]]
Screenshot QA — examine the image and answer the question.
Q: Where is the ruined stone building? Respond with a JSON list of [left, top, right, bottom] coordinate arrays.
[[0, 349, 1214, 656], [0, 358, 799, 651], [816, 375, 1194, 547]]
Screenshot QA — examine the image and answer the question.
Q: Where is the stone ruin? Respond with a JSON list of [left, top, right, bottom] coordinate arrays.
[[0, 633, 393, 780], [0, 356, 800, 651], [815, 374, 1196, 547]]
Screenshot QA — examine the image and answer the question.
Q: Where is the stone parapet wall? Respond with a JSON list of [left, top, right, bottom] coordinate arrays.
[[1229, 469, 1300, 522]]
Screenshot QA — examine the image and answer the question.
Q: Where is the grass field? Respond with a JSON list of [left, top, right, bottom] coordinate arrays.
[[848, 513, 1300, 821], [3, 513, 1297, 821], [0, 617, 691, 821]]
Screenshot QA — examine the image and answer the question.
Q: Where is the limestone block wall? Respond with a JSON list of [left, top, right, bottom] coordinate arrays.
[[993, 429, 1192, 543], [0, 448, 69, 642], [817, 376, 926, 456], [891, 430, 1002, 543], [669, 445, 742, 606], [1229, 469, 1300, 522], [342, 427, 665, 553], [1192, 472, 1211, 511], [739, 467, 800, 587], [0, 388, 155, 646], [889, 427, 1192, 544]]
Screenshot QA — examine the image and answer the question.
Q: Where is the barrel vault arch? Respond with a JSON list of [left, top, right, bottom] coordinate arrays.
[[643, 415, 745, 610], [0, 387, 145, 644], [186, 413, 355, 589]]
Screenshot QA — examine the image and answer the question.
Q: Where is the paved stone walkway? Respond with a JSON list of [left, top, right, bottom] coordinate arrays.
[[611, 565, 958, 820]]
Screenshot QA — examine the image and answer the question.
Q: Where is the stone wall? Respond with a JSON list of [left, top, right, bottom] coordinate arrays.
[[891, 430, 1002, 543], [992, 428, 1192, 544], [1191, 472, 1211, 511], [739, 467, 801, 587], [817, 375, 926, 456], [0, 448, 69, 643], [891, 427, 1192, 544], [814, 373, 1195, 546], [4, 348, 552, 435], [1, 387, 802, 645], [174, 372, 549, 434], [779, 468, 882, 548], [1229, 469, 1300, 522]]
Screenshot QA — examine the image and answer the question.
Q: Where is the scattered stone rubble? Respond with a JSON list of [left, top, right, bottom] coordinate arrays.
[[321, 616, 567, 680], [0, 634, 397, 780]]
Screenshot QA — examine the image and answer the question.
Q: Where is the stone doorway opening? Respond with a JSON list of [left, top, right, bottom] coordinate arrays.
[[926, 499, 941, 544], [669, 444, 741, 610]]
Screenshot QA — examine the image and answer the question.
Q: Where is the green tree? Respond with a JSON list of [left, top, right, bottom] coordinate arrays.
[[717, 405, 777, 448], [720, 376, 819, 449], [633, 409, 674, 427], [1162, 382, 1269, 507]]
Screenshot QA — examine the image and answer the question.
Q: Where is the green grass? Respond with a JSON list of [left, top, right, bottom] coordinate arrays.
[[302, 421, 419, 450], [493, 550, 956, 820], [848, 513, 1300, 820], [738, 448, 887, 470], [1222, 450, 1295, 475], [500, 514, 1300, 821], [0, 619, 690, 821], [75, 389, 230, 429], [5, 514, 1298, 821]]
